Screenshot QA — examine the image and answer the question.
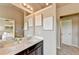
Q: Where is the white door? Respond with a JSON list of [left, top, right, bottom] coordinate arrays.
[[60, 19, 72, 46]]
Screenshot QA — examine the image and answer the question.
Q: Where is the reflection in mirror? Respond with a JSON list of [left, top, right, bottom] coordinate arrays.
[[0, 18, 15, 42]]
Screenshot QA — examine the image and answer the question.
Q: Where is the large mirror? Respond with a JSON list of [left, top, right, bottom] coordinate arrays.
[[0, 18, 15, 41]]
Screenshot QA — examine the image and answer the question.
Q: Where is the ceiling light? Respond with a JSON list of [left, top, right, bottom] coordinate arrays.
[[46, 3, 49, 5]]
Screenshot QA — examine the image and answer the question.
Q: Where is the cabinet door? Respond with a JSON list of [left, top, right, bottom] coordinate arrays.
[[29, 51, 36, 55], [36, 46, 42, 55]]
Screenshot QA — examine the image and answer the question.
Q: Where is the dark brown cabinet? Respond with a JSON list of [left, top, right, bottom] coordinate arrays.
[[16, 41, 43, 55]]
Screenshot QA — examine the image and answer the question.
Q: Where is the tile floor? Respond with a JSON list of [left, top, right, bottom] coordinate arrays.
[[57, 44, 79, 55]]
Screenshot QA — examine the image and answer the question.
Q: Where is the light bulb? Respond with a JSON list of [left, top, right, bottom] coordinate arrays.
[[30, 7, 33, 10], [23, 3, 26, 6]]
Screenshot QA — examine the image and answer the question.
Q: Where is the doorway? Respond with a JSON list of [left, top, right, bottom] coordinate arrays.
[[57, 14, 79, 55], [60, 17, 72, 46]]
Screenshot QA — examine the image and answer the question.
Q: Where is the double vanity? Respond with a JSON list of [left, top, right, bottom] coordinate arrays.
[[0, 18, 43, 55], [0, 36, 43, 55]]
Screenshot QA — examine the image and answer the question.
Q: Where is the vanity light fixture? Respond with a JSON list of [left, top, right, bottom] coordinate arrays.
[[22, 3, 33, 11]]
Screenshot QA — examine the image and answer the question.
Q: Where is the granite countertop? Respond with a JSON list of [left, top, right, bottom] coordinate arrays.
[[0, 36, 43, 55]]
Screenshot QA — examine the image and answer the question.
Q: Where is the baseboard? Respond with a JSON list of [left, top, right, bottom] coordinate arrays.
[[57, 44, 79, 50], [64, 44, 79, 49]]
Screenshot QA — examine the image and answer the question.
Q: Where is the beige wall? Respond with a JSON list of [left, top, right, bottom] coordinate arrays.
[[0, 3, 24, 37], [56, 3, 79, 48], [72, 15, 79, 47]]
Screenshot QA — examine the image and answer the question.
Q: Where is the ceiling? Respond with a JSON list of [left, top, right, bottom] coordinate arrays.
[[11, 3, 71, 15], [56, 3, 70, 8], [0, 3, 71, 16], [22, 3, 70, 11]]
